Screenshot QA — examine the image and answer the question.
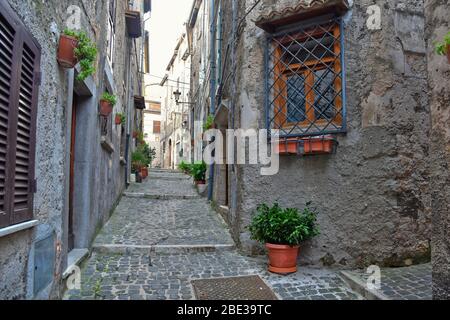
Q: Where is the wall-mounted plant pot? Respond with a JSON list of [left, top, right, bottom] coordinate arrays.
[[57, 34, 78, 68], [266, 243, 299, 274], [301, 136, 337, 155], [276, 138, 299, 155], [115, 115, 122, 125], [133, 132, 138, 139], [99, 100, 113, 116], [195, 180, 206, 185]]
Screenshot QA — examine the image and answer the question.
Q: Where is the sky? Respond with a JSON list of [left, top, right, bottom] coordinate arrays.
[[145, 0, 193, 101]]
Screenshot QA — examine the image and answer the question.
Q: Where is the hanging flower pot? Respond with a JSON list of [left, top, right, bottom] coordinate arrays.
[[276, 138, 299, 155], [115, 115, 122, 125], [99, 99, 113, 116], [57, 34, 78, 68], [133, 131, 138, 139], [99, 92, 117, 117], [301, 136, 337, 155]]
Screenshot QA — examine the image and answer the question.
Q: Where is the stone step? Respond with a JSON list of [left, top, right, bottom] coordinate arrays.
[[123, 192, 200, 200], [92, 243, 236, 255], [339, 271, 388, 300]]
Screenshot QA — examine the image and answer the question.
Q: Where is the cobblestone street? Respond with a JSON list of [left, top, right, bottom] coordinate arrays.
[[64, 170, 362, 300]]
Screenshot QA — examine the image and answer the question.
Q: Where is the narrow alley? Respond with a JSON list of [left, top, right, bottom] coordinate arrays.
[[64, 169, 364, 300]]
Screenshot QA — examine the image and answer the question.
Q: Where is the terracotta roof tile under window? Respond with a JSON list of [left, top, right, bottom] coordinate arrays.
[[255, 0, 349, 33]]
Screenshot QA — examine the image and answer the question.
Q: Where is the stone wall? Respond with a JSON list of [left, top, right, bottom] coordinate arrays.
[[215, 0, 431, 268], [424, 0, 450, 300], [0, 0, 143, 299]]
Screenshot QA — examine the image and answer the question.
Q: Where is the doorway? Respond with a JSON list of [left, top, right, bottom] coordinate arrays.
[[68, 94, 78, 251], [168, 139, 172, 169]]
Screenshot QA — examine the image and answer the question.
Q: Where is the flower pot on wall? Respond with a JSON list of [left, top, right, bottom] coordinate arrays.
[[133, 131, 138, 139], [276, 138, 299, 155], [57, 34, 78, 68], [195, 180, 206, 185], [115, 115, 122, 125], [266, 243, 300, 274], [99, 99, 113, 116], [302, 136, 336, 155]]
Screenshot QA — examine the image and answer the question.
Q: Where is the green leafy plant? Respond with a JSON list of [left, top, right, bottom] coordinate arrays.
[[101, 92, 117, 106], [63, 29, 97, 81], [435, 31, 450, 55], [203, 114, 215, 131], [248, 202, 320, 246], [178, 161, 192, 174], [190, 161, 207, 181], [131, 150, 146, 172], [116, 112, 126, 125], [137, 142, 156, 167]]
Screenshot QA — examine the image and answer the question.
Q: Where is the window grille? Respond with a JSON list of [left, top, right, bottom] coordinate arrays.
[[265, 17, 346, 138]]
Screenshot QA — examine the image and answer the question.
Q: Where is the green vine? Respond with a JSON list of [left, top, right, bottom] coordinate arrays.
[[101, 92, 117, 106], [435, 31, 450, 56]]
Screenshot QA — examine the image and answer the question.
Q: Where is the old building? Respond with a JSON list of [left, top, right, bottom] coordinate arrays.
[[143, 100, 162, 168], [425, 0, 450, 300], [188, 0, 432, 268], [0, 0, 147, 299], [160, 33, 192, 169]]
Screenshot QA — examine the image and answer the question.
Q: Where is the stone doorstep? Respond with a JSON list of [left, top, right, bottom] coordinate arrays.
[[148, 176, 192, 181], [123, 193, 200, 200], [62, 248, 90, 279], [339, 271, 390, 300], [92, 244, 235, 255]]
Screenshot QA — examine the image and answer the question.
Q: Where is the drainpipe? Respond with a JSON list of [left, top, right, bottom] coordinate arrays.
[[125, 37, 133, 188], [207, 0, 217, 201]]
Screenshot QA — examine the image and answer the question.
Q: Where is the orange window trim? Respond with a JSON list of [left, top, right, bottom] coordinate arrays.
[[273, 23, 342, 130]]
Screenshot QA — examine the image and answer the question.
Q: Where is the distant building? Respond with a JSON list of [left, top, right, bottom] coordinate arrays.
[[143, 101, 162, 168], [160, 33, 191, 169]]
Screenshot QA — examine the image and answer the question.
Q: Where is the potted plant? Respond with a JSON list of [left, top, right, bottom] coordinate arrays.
[[115, 113, 126, 125], [58, 29, 97, 81], [131, 150, 146, 183], [203, 114, 215, 132], [249, 202, 320, 274], [190, 161, 207, 185], [99, 92, 117, 117], [301, 135, 337, 155], [276, 138, 299, 155], [435, 31, 450, 64], [178, 161, 192, 174]]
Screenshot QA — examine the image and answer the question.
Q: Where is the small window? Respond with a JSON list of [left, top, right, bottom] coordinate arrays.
[[153, 121, 161, 134], [266, 18, 345, 137]]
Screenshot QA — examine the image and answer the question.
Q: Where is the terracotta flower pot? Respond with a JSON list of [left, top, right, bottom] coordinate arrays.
[[447, 44, 450, 64], [195, 180, 206, 185], [276, 138, 298, 155], [266, 243, 300, 274], [141, 167, 148, 179], [99, 99, 113, 116], [115, 115, 122, 125], [302, 136, 335, 155], [57, 34, 78, 68], [133, 132, 138, 139]]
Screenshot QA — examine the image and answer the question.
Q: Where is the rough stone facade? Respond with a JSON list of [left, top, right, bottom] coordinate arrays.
[[0, 0, 145, 299], [190, 0, 432, 268], [424, 0, 450, 300]]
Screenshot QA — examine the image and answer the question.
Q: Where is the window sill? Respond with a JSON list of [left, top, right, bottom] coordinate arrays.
[[0, 220, 39, 238], [101, 136, 115, 154]]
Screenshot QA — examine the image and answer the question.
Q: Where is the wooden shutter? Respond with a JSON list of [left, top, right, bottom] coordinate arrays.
[[153, 121, 161, 134], [0, 1, 41, 228]]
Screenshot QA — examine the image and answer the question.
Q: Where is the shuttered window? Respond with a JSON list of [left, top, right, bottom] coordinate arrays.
[[0, 1, 41, 229]]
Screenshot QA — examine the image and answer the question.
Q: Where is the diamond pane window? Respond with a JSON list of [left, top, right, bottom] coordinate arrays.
[[266, 18, 346, 138]]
